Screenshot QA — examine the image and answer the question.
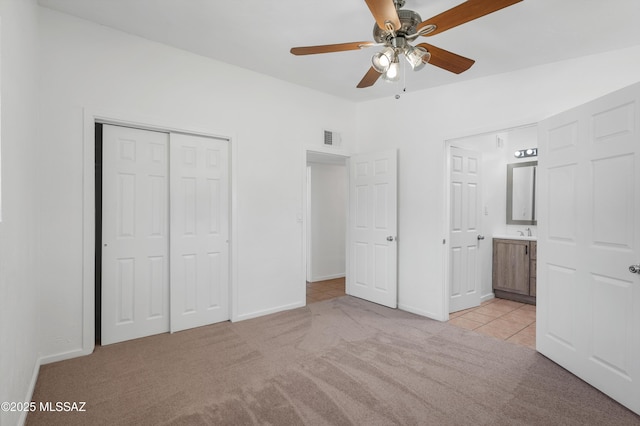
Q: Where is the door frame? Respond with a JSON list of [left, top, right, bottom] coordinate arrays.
[[302, 146, 351, 302], [442, 122, 536, 320], [76, 107, 238, 360]]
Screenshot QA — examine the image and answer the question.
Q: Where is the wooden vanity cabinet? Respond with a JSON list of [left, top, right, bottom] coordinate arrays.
[[529, 241, 537, 297], [492, 238, 537, 305]]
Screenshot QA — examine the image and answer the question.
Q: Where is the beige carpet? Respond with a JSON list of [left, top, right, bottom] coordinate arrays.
[[28, 296, 640, 425]]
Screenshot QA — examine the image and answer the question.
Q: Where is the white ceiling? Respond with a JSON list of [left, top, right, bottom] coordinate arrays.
[[37, 0, 640, 102]]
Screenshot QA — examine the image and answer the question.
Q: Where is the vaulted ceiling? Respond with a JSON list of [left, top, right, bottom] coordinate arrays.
[[37, 0, 640, 102]]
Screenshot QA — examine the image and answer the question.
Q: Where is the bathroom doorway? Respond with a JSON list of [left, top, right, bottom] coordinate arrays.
[[444, 124, 538, 314]]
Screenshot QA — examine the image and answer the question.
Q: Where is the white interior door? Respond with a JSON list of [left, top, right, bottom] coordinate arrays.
[[102, 125, 170, 345], [538, 82, 640, 415], [348, 149, 398, 308], [449, 147, 482, 312], [170, 133, 230, 332]]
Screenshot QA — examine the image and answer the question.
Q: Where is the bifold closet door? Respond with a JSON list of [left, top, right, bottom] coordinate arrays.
[[101, 125, 170, 345], [169, 133, 230, 332]]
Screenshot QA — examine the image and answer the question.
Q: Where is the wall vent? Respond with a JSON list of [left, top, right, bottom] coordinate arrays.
[[323, 130, 341, 147]]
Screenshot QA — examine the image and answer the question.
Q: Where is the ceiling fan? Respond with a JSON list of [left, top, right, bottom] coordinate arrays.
[[290, 0, 523, 88]]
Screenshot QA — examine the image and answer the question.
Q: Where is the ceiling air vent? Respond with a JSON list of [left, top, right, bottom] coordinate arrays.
[[323, 130, 341, 147]]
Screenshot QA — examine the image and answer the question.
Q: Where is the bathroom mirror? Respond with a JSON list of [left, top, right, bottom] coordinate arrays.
[[507, 161, 537, 225]]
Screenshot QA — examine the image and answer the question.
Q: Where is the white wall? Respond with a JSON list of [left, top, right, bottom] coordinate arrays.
[[309, 162, 347, 282], [356, 45, 640, 320], [37, 8, 357, 362], [0, 0, 41, 424]]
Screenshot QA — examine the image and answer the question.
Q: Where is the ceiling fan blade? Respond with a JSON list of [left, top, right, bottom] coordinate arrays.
[[417, 0, 523, 36], [365, 0, 401, 31], [357, 67, 382, 88], [290, 41, 376, 55], [417, 43, 475, 74]]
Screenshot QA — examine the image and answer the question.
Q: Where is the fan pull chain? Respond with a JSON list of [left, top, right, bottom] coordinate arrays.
[[396, 57, 407, 99], [403, 57, 407, 92]]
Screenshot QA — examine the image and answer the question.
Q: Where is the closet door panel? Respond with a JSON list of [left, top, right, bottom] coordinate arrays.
[[170, 133, 230, 332], [101, 125, 170, 345]]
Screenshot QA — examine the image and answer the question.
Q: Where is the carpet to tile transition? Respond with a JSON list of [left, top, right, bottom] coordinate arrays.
[[27, 296, 640, 425]]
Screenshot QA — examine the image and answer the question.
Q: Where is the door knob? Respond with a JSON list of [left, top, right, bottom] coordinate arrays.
[[630, 264, 640, 274], [477, 235, 485, 240], [386, 236, 395, 242]]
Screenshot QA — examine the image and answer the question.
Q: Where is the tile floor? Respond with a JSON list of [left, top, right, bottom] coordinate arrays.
[[306, 277, 346, 305], [448, 298, 536, 349], [307, 279, 536, 350]]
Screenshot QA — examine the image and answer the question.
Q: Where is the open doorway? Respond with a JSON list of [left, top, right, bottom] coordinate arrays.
[[305, 151, 348, 304], [444, 124, 538, 316]]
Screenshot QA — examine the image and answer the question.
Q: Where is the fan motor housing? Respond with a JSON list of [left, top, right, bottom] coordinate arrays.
[[372, 9, 423, 43]]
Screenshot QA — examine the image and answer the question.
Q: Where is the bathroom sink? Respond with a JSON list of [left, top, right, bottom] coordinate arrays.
[[493, 234, 537, 241]]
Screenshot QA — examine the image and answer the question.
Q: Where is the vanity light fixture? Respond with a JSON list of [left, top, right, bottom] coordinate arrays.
[[514, 148, 537, 158]]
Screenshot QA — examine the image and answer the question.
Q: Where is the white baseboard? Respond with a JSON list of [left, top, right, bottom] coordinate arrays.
[[232, 301, 305, 322], [39, 347, 92, 365], [480, 293, 495, 303], [18, 357, 41, 426], [309, 273, 345, 283]]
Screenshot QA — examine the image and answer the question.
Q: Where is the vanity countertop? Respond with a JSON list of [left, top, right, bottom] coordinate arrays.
[[493, 234, 537, 241]]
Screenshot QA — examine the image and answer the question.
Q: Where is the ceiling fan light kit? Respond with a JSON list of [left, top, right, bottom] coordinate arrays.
[[372, 46, 396, 73], [405, 45, 430, 71], [372, 38, 430, 81], [381, 58, 400, 82], [290, 0, 523, 89]]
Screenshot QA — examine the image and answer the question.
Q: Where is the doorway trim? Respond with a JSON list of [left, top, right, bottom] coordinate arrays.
[[74, 107, 238, 361], [302, 145, 351, 303], [442, 121, 536, 321]]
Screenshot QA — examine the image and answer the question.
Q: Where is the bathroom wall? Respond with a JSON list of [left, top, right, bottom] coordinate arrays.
[[503, 126, 539, 237]]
